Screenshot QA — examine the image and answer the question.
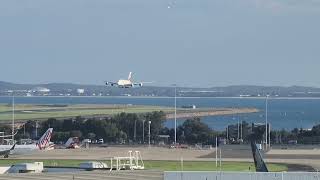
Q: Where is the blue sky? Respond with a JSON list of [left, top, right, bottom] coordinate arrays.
[[1, 0, 320, 87]]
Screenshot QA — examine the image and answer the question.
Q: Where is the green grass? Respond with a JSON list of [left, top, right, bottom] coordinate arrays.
[[0, 103, 256, 122], [0, 104, 173, 121], [0, 160, 288, 172], [144, 161, 287, 172], [0, 159, 82, 167]]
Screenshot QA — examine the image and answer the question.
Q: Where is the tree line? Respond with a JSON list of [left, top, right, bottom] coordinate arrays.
[[226, 121, 320, 145], [8, 111, 219, 145], [3, 112, 320, 145]]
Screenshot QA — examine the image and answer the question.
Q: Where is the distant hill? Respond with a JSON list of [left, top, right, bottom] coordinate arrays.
[[0, 81, 35, 90], [1, 81, 320, 97]]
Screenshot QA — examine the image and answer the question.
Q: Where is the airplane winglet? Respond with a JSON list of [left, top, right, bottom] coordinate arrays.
[[10, 143, 16, 151]]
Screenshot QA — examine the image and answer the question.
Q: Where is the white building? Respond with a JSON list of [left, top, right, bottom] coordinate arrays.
[[31, 87, 50, 93], [77, 89, 85, 94]]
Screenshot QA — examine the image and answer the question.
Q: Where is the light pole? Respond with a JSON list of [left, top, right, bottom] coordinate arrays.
[[0, 132, 4, 144], [142, 120, 145, 144], [24, 123, 26, 137], [134, 120, 137, 142], [35, 121, 38, 138], [226, 126, 229, 143], [265, 95, 269, 149], [240, 119, 243, 141], [269, 123, 271, 148], [12, 96, 15, 143], [237, 118, 240, 140], [215, 137, 218, 167], [148, 121, 151, 147], [174, 84, 177, 145]]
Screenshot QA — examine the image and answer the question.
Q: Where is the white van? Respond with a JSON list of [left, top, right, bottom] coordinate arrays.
[[98, 139, 104, 144]]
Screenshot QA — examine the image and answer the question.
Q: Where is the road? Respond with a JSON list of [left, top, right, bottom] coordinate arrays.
[[0, 170, 163, 180]]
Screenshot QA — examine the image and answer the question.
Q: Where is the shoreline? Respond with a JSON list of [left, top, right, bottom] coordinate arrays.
[[2, 108, 259, 124], [166, 108, 259, 119], [1, 96, 320, 100]]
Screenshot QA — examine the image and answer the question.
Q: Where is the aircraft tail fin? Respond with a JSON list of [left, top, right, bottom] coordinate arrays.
[[128, 72, 132, 80], [251, 141, 269, 172], [36, 128, 53, 150], [65, 137, 80, 148]]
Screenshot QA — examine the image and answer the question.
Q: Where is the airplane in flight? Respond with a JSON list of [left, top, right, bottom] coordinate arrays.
[[0, 128, 53, 157], [105, 72, 152, 88]]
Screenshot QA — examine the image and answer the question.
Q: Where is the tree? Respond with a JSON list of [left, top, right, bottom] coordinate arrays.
[[42, 118, 62, 131], [70, 130, 82, 139], [145, 111, 166, 141], [87, 133, 96, 140], [179, 118, 212, 144], [62, 119, 74, 131], [52, 131, 70, 142]]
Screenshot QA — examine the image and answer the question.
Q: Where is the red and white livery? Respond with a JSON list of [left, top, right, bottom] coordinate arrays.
[[0, 128, 54, 155]]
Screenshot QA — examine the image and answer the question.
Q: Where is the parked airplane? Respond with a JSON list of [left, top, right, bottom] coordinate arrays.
[[0, 144, 16, 158], [64, 137, 80, 149], [105, 72, 152, 88], [0, 128, 53, 156]]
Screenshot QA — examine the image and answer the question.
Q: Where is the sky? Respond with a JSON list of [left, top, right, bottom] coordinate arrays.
[[0, 0, 320, 87]]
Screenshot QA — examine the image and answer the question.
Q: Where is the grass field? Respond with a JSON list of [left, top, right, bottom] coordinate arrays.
[[0, 103, 258, 122], [0, 159, 288, 172], [0, 104, 173, 121]]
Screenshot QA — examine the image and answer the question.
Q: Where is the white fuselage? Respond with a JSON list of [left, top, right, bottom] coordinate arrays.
[[117, 79, 133, 88]]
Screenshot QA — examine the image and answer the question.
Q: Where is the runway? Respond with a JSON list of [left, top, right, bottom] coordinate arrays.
[[7, 145, 320, 172], [12, 146, 212, 161]]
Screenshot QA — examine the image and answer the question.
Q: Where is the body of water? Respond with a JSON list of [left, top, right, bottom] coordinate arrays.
[[0, 96, 319, 131]]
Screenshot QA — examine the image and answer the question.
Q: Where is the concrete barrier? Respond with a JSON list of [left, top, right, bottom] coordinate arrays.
[[165, 171, 320, 180]]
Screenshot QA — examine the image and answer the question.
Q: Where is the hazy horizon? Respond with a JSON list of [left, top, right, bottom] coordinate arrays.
[[2, 80, 320, 89], [1, 0, 320, 87]]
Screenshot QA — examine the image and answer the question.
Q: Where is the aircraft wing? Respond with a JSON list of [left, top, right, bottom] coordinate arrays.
[[133, 82, 143, 87]]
